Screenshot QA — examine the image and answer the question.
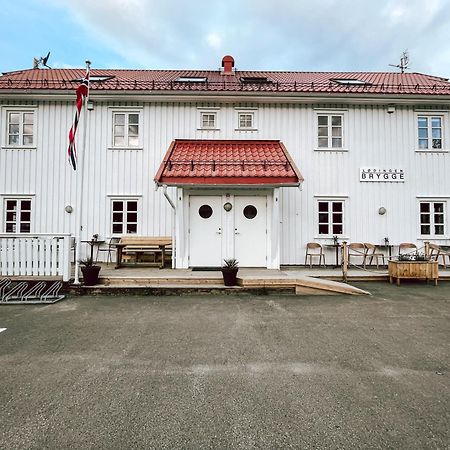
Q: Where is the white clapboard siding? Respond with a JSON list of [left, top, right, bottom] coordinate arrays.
[[0, 99, 449, 264]]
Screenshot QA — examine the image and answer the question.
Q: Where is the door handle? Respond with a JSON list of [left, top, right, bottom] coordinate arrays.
[[234, 228, 240, 235], [216, 227, 222, 234]]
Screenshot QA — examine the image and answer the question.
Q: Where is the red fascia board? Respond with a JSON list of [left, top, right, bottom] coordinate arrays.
[[157, 176, 300, 185]]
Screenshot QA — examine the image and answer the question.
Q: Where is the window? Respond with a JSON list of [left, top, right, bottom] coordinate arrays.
[[317, 114, 344, 149], [6, 111, 35, 147], [201, 112, 216, 129], [111, 200, 138, 234], [176, 77, 207, 83], [238, 112, 254, 129], [420, 201, 446, 236], [112, 112, 140, 147], [318, 200, 344, 236], [4, 199, 32, 233], [417, 116, 443, 150]]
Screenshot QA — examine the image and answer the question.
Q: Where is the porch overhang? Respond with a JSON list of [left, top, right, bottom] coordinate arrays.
[[154, 139, 304, 188]]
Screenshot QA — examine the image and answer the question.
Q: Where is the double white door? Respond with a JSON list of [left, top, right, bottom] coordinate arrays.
[[188, 195, 267, 267]]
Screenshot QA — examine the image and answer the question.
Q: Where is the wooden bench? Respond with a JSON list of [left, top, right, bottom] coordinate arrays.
[[115, 236, 172, 269]]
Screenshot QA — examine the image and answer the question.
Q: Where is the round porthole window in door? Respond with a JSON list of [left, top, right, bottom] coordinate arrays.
[[243, 205, 257, 219], [198, 204, 213, 219]]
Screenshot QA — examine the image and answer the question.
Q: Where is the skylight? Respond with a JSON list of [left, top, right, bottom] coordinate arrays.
[[71, 75, 115, 82], [240, 76, 271, 83], [331, 78, 369, 85], [175, 77, 207, 83]]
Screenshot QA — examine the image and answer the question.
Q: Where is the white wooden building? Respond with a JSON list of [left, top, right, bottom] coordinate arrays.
[[0, 55, 449, 272]]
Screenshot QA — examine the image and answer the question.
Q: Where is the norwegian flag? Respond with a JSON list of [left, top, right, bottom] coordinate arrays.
[[67, 69, 90, 170]]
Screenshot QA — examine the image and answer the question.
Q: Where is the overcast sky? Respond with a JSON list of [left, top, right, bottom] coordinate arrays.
[[1, 0, 449, 76]]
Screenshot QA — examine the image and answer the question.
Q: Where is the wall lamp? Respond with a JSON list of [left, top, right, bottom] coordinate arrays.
[[87, 100, 94, 111], [387, 105, 395, 114]]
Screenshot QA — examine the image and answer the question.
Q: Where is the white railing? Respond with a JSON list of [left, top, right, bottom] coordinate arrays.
[[0, 234, 72, 282]]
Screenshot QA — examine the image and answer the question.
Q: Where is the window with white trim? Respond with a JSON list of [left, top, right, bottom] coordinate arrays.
[[6, 110, 35, 147], [417, 115, 443, 150], [201, 112, 216, 129], [238, 112, 254, 129], [111, 199, 138, 234], [318, 200, 344, 236], [420, 201, 446, 236], [112, 112, 140, 147], [4, 198, 32, 233], [317, 114, 344, 149]]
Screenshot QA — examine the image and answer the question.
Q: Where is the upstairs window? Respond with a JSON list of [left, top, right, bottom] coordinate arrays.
[[420, 201, 445, 236], [4, 199, 32, 233], [318, 200, 344, 236], [112, 112, 140, 148], [238, 112, 254, 129], [111, 199, 138, 234], [7, 111, 35, 147], [201, 112, 216, 129], [317, 114, 344, 149], [417, 116, 443, 150]]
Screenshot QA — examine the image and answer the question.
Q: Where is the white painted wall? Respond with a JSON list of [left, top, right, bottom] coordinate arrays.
[[1, 98, 449, 264]]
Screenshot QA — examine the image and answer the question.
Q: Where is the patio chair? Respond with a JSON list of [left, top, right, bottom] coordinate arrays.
[[429, 243, 450, 268], [304, 242, 326, 268], [363, 243, 386, 268], [96, 237, 121, 265], [347, 243, 367, 268], [398, 242, 417, 257]]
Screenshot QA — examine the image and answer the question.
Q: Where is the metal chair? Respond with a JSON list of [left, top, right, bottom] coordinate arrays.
[[304, 242, 326, 268], [96, 237, 121, 265], [348, 243, 367, 267], [429, 243, 450, 268], [363, 243, 386, 268], [398, 242, 417, 257]]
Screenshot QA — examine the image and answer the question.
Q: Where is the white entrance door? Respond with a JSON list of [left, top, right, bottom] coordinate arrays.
[[234, 196, 267, 267], [189, 196, 222, 267]]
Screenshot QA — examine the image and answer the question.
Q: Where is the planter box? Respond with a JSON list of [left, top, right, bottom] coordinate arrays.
[[388, 260, 438, 286]]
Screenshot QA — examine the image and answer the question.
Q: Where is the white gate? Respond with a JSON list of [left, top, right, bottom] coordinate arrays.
[[0, 234, 72, 281]]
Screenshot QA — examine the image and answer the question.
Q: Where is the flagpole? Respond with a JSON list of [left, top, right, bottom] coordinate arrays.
[[73, 60, 91, 285]]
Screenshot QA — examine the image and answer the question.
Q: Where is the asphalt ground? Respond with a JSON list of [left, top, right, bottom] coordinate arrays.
[[0, 282, 449, 449]]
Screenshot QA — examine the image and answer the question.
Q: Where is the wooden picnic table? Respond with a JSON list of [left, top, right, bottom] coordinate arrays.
[[115, 236, 172, 269]]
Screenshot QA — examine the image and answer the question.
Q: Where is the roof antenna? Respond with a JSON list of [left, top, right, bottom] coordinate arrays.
[[389, 50, 410, 73], [33, 52, 51, 69]]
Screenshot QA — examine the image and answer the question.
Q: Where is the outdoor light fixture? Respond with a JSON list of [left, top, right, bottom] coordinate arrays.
[[65, 205, 73, 213], [223, 202, 232, 212], [387, 105, 395, 114], [87, 100, 94, 111], [378, 206, 387, 215]]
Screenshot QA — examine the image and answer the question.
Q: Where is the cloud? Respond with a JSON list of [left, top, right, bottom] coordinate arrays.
[[41, 0, 450, 76]]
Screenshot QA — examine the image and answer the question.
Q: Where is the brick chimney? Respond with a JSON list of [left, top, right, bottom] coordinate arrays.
[[221, 55, 235, 75]]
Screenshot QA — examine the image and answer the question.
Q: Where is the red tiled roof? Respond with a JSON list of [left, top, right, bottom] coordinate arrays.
[[1, 68, 449, 96], [154, 140, 303, 186]]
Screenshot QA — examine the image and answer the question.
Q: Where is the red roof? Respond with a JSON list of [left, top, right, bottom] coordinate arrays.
[[154, 140, 303, 186], [1, 68, 449, 96]]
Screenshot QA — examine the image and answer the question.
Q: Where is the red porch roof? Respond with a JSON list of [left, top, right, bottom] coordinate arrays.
[[154, 140, 303, 186]]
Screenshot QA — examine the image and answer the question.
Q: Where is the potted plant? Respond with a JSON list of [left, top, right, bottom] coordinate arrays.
[[80, 257, 101, 286], [221, 258, 239, 286]]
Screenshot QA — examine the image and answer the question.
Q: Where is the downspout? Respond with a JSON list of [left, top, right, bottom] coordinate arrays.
[[163, 185, 176, 210], [161, 184, 176, 268]]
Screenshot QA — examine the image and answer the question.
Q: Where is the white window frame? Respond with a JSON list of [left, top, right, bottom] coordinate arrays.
[[415, 112, 449, 152], [418, 199, 447, 238], [314, 110, 348, 151], [315, 198, 346, 238], [2, 197, 33, 233], [235, 108, 258, 131], [110, 198, 140, 235], [2, 107, 37, 149], [109, 108, 143, 149], [198, 108, 219, 130]]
